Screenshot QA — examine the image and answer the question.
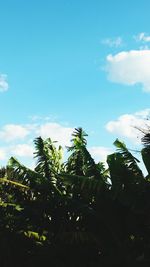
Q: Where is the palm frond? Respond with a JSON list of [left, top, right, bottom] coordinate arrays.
[[60, 173, 105, 197], [107, 152, 125, 198], [8, 157, 62, 196], [141, 132, 150, 148], [0, 177, 29, 189], [141, 148, 150, 175], [34, 136, 52, 178], [113, 139, 143, 181], [34, 137, 63, 180]]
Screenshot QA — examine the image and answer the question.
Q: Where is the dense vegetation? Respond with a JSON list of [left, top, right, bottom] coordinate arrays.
[[0, 128, 150, 266]]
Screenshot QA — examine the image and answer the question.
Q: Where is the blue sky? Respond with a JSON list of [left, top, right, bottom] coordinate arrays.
[[0, 0, 150, 168]]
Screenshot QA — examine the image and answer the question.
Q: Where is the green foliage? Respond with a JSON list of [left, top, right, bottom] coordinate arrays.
[[0, 128, 150, 266], [113, 139, 143, 180]]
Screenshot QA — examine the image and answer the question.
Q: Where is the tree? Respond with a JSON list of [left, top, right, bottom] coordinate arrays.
[[0, 128, 150, 266]]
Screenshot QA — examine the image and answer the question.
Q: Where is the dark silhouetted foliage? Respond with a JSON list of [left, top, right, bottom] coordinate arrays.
[[0, 128, 150, 266]]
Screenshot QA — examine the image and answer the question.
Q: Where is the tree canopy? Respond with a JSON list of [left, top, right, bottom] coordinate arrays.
[[0, 127, 150, 267]]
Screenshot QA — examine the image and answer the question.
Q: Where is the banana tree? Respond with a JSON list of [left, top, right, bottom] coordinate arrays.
[[1, 128, 150, 266]]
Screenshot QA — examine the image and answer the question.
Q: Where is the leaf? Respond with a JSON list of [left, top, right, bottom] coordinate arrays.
[[60, 173, 104, 196], [113, 139, 143, 181], [24, 231, 46, 241], [0, 177, 29, 189], [141, 148, 150, 175]]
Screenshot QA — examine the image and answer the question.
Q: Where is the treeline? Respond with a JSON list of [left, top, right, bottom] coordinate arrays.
[[0, 128, 150, 266]]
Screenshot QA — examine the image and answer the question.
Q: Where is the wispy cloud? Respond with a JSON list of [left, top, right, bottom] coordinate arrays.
[[0, 124, 30, 142], [101, 37, 123, 48], [135, 32, 150, 43], [0, 74, 9, 92], [36, 122, 73, 147], [0, 120, 74, 166], [0, 148, 7, 160], [0, 122, 73, 146], [89, 146, 113, 163], [105, 109, 150, 143], [12, 144, 34, 157], [106, 49, 150, 92]]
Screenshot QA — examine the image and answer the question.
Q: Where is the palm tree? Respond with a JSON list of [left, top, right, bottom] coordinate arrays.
[[1, 128, 150, 266]]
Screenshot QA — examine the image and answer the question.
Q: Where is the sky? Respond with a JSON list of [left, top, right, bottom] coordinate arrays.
[[0, 0, 150, 169]]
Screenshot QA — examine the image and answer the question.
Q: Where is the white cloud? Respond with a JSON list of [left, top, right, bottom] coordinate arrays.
[[0, 148, 7, 160], [29, 115, 57, 122], [0, 120, 75, 165], [35, 122, 73, 147], [0, 121, 73, 146], [105, 109, 150, 143], [106, 49, 150, 92], [0, 124, 30, 142], [89, 146, 113, 163], [135, 32, 150, 43], [12, 144, 34, 157], [0, 74, 9, 92], [102, 37, 123, 47]]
